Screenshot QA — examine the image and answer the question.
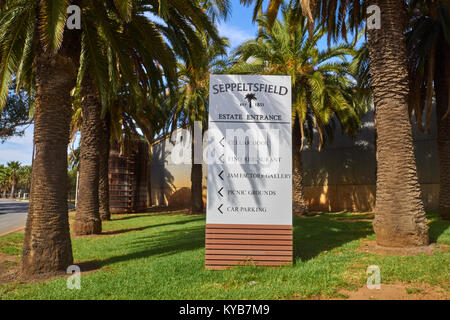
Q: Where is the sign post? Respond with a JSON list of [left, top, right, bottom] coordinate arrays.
[[206, 75, 292, 269]]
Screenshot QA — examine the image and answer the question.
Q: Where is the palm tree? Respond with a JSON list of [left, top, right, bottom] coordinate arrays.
[[109, 0, 229, 215], [0, 164, 10, 198], [98, 113, 111, 221], [245, 93, 257, 108], [18, 165, 32, 192], [170, 35, 228, 213], [242, 0, 430, 247], [367, 0, 429, 246], [349, 1, 450, 220], [0, 0, 79, 275], [0, 0, 225, 274], [166, 1, 229, 214], [406, 0, 450, 220], [74, 74, 105, 234], [71, 1, 160, 235], [6, 161, 21, 198], [201, 0, 232, 22], [71, 0, 225, 233], [230, 9, 364, 215]]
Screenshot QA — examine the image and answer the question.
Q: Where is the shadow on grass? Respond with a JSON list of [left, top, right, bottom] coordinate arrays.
[[96, 225, 205, 267], [429, 221, 450, 243], [102, 217, 205, 236], [111, 210, 192, 221], [86, 210, 450, 272], [427, 212, 450, 243], [95, 212, 375, 268], [89, 211, 449, 270], [293, 214, 374, 262], [292, 212, 449, 263]]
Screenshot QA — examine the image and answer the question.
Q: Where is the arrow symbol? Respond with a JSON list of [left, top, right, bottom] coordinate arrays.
[[218, 170, 224, 180], [218, 204, 223, 214], [218, 187, 224, 197], [219, 137, 225, 147], [219, 153, 224, 163]]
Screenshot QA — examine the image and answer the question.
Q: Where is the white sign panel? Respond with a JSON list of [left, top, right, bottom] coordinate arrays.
[[207, 75, 292, 226]]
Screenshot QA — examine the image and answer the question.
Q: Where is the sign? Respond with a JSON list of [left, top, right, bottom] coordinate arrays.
[[207, 75, 292, 226], [206, 74, 293, 269]]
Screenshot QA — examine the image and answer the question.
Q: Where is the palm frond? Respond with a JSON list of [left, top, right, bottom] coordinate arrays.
[[39, 0, 69, 52]]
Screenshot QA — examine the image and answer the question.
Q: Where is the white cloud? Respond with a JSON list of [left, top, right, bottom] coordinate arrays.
[[0, 125, 34, 165], [0, 148, 33, 165], [0, 124, 81, 166], [217, 22, 254, 51]]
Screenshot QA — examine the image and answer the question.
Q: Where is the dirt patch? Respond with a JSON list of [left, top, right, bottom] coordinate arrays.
[[337, 282, 449, 300], [0, 259, 100, 286], [22, 261, 100, 283], [0, 254, 19, 264], [0, 255, 20, 285], [358, 240, 449, 256]]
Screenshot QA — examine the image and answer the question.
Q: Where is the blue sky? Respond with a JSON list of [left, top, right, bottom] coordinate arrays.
[[0, 126, 34, 165], [217, 0, 258, 50]]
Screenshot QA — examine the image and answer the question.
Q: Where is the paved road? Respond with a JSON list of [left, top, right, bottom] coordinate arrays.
[[0, 199, 28, 237]]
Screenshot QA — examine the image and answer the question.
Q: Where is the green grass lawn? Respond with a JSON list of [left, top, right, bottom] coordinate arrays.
[[0, 211, 449, 300]]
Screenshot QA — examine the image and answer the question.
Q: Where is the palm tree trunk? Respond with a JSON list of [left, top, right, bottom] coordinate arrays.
[[21, 22, 78, 276], [147, 148, 153, 207], [292, 113, 308, 215], [191, 164, 204, 213], [190, 128, 204, 213], [257, 6, 263, 35], [435, 37, 450, 220], [99, 114, 111, 221], [368, 0, 429, 247], [73, 75, 102, 235], [9, 183, 15, 199]]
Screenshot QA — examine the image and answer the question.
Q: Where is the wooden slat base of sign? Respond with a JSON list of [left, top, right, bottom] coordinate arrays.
[[205, 224, 293, 270]]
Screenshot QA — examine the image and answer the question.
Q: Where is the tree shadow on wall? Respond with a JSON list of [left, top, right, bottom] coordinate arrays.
[[151, 146, 176, 206]]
